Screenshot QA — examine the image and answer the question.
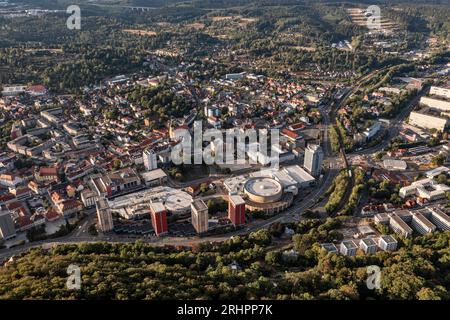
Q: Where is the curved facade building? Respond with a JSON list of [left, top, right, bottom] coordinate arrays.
[[244, 177, 283, 204]]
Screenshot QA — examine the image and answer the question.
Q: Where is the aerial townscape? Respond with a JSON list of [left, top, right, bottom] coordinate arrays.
[[0, 0, 449, 303]]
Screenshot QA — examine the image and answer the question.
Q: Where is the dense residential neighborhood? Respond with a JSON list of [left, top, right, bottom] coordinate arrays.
[[0, 0, 449, 304]]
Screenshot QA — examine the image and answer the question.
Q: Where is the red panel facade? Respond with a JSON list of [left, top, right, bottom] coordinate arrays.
[[151, 210, 168, 235], [228, 201, 245, 226]]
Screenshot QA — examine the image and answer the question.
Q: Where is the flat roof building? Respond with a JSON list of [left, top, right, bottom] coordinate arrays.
[[244, 177, 283, 204], [223, 165, 316, 196], [411, 212, 436, 235], [141, 168, 168, 187], [340, 240, 358, 256], [425, 166, 449, 179], [409, 110, 449, 132], [399, 178, 450, 201], [393, 210, 413, 223], [1, 85, 26, 96], [378, 235, 398, 251], [108, 186, 192, 215], [283, 165, 316, 188], [374, 213, 390, 225], [430, 86, 450, 99], [383, 159, 407, 171], [321, 243, 338, 254], [389, 214, 413, 238], [428, 207, 450, 231], [359, 238, 378, 254], [420, 96, 450, 112]]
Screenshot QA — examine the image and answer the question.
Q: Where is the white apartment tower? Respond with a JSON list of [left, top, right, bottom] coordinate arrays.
[[143, 148, 158, 171], [304, 144, 324, 177]]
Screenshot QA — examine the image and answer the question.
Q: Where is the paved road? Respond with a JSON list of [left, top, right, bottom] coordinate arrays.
[[353, 85, 430, 156]]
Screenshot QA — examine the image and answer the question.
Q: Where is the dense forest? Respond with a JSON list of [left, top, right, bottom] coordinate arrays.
[[1, 219, 450, 300], [1, 0, 448, 92]]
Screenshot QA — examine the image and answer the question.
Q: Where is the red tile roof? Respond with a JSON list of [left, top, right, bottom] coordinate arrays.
[[289, 123, 305, 131], [281, 128, 300, 140], [45, 208, 61, 221], [39, 167, 58, 176], [60, 199, 81, 211], [17, 215, 32, 228], [0, 173, 15, 181], [0, 188, 14, 198], [26, 85, 47, 94], [6, 201, 24, 211]]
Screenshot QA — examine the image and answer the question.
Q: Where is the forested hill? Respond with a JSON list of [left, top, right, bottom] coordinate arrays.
[[1, 0, 448, 92], [15, 0, 450, 9], [1, 223, 450, 300]]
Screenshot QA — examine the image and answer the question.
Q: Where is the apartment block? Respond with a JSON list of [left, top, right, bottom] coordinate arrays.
[[430, 86, 450, 99], [359, 238, 378, 254], [374, 213, 390, 225], [409, 111, 449, 131], [378, 235, 398, 251], [411, 212, 436, 235], [389, 214, 413, 238], [340, 240, 358, 256], [420, 96, 450, 112], [428, 207, 450, 231], [321, 243, 338, 254]]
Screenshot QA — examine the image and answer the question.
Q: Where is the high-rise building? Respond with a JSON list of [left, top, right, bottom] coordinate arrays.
[[191, 199, 209, 234], [303, 144, 324, 177], [143, 148, 158, 171], [0, 210, 16, 240], [228, 195, 246, 226], [96, 198, 114, 232], [150, 202, 168, 236]]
